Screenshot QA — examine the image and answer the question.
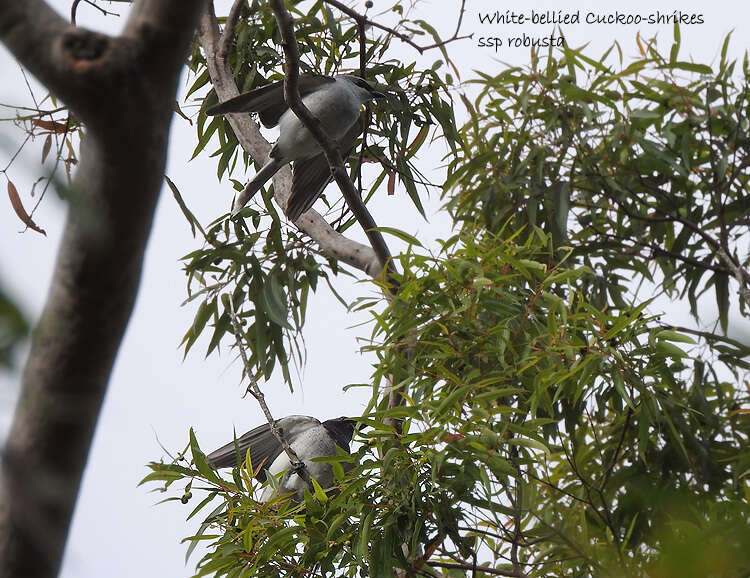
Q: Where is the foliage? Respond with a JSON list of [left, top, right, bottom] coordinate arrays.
[[148, 224, 750, 576], [175, 0, 459, 386], [1, 94, 79, 370], [447, 27, 750, 333], [367, 227, 750, 576], [146, 10, 750, 578]]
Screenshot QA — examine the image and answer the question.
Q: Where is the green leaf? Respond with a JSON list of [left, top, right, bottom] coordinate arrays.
[[370, 226, 424, 247], [191, 115, 221, 160], [357, 512, 375, 563], [182, 299, 217, 356], [310, 476, 328, 503], [602, 301, 651, 340], [260, 276, 292, 330], [714, 272, 729, 334], [612, 370, 635, 410], [664, 61, 713, 75], [655, 340, 688, 359], [166, 175, 205, 237], [186, 492, 218, 522], [184, 503, 225, 564], [189, 428, 219, 483], [507, 437, 550, 457], [549, 180, 570, 246], [258, 527, 298, 559], [655, 330, 696, 345]]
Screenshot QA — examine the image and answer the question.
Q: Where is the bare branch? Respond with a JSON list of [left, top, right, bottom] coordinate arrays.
[[323, 0, 472, 54], [268, 0, 394, 279]]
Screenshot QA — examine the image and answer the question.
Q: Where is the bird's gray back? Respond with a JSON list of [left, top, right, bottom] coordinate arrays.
[[274, 82, 362, 161]]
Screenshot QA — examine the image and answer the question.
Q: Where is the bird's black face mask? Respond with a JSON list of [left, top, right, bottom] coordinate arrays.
[[322, 417, 357, 452]]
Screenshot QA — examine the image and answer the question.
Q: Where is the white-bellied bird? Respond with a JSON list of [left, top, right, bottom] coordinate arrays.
[[206, 74, 386, 220], [206, 415, 356, 502]]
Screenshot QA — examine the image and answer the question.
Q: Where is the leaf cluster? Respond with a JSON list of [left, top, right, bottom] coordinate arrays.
[[447, 28, 750, 333], [363, 226, 750, 576], [147, 224, 750, 576], [176, 0, 460, 385], [149, 19, 750, 578]]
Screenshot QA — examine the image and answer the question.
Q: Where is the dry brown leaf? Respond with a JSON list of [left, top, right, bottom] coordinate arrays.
[[7, 180, 46, 236], [31, 118, 68, 133], [405, 124, 429, 156]]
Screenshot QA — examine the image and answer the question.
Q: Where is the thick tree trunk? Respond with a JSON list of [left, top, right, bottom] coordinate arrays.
[[0, 1, 205, 575]]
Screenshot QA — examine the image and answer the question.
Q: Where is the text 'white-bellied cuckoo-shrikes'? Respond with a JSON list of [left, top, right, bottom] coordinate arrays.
[[206, 75, 386, 221]]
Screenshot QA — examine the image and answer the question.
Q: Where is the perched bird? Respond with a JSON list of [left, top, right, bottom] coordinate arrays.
[[206, 415, 356, 502], [206, 74, 386, 220]]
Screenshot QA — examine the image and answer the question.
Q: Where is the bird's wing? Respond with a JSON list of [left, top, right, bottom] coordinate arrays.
[[285, 121, 364, 220], [205, 422, 284, 481], [205, 75, 336, 128], [287, 154, 332, 220], [206, 416, 323, 481]]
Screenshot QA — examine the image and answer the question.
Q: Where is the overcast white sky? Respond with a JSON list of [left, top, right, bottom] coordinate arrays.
[[1, 1, 748, 576]]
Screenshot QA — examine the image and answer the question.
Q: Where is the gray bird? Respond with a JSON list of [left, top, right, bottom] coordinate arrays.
[[206, 74, 386, 221], [206, 415, 356, 502]]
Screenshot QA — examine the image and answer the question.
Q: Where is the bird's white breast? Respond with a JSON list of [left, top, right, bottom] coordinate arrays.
[[259, 424, 339, 501]]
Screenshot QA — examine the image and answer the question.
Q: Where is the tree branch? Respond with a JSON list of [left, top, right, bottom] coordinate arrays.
[[322, 0, 472, 54], [198, 3, 386, 278], [0, 2, 85, 108], [265, 0, 411, 430], [71, 0, 120, 26], [219, 0, 245, 60], [268, 0, 394, 279], [0, 1, 206, 576]]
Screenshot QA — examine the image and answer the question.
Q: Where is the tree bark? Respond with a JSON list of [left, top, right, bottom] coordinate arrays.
[[0, 1, 206, 575]]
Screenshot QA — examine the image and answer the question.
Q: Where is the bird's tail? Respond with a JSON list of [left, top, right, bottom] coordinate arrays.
[[232, 158, 285, 215]]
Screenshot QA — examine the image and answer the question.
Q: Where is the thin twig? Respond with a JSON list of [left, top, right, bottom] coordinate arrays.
[[29, 116, 73, 219], [227, 296, 312, 489], [599, 407, 632, 491], [219, 0, 246, 60], [0, 132, 32, 174], [323, 0, 472, 54], [70, 0, 119, 26]]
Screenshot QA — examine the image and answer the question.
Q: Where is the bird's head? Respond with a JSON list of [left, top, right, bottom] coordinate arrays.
[[341, 75, 388, 102], [322, 416, 358, 449]]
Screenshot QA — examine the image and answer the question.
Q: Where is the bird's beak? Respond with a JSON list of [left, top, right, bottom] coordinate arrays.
[[371, 90, 388, 100]]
